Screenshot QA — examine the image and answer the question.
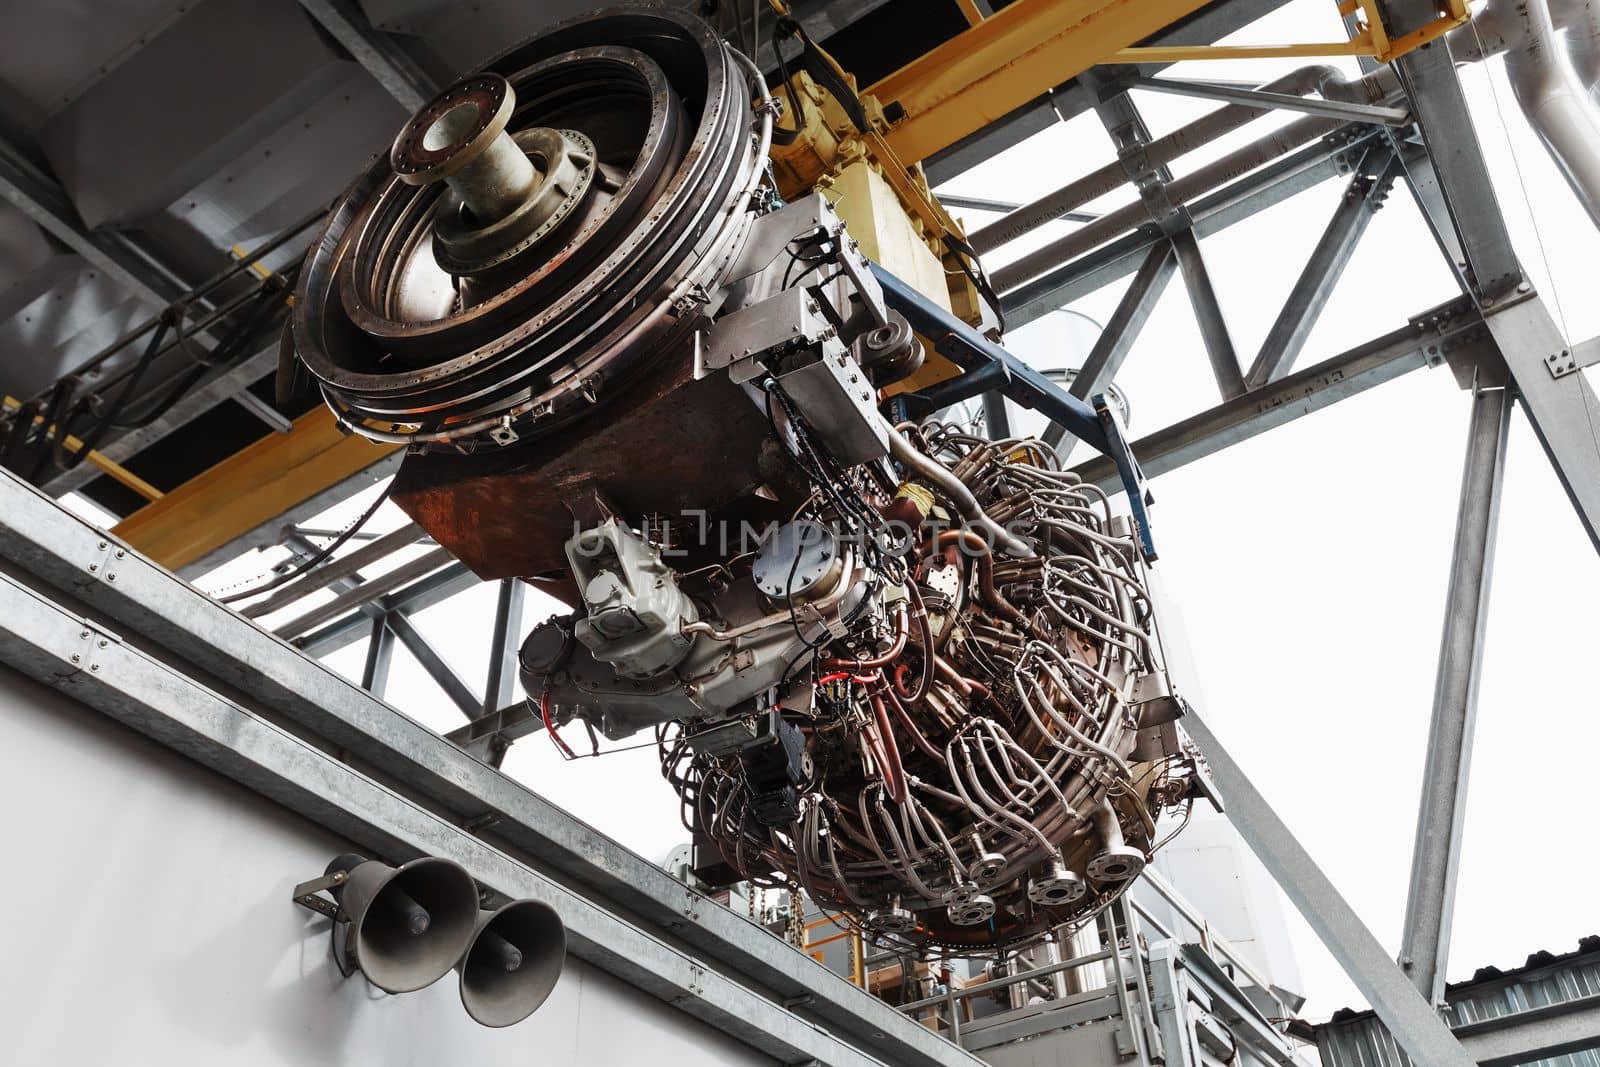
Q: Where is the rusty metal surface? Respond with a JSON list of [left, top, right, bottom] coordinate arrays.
[[392, 347, 787, 580]]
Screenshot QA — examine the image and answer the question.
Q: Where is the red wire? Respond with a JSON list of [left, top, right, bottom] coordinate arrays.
[[540, 687, 577, 760], [816, 670, 878, 687], [869, 692, 908, 804]]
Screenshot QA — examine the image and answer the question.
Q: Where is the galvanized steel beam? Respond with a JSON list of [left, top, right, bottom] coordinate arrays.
[[484, 578, 526, 714], [275, 546, 456, 640], [1044, 241, 1176, 456], [1181, 706, 1477, 1067], [294, 561, 478, 657], [1486, 297, 1600, 553], [1397, 142, 1475, 296], [1077, 241, 1179, 399], [1131, 75, 1411, 126], [1171, 230, 1247, 400], [360, 614, 394, 696], [1387, 30, 1522, 299], [1399, 382, 1511, 1005], [1002, 131, 1369, 321], [386, 608, 482, 719], [1247, 150, 1398, 388], [1072, 298, 1484, 489]]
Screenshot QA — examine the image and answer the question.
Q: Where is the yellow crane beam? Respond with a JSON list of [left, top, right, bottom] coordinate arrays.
[[111, 407, 398, 572], [866, 0, 1216, 164], [867, 0, 1470, 164]]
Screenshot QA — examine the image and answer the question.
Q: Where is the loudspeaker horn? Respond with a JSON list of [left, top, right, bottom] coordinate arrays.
[[457, 898, 566, 1027], [326, 853, 480, 994]]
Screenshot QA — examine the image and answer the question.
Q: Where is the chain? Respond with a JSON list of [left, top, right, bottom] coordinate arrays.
[[787, 883, 805, 946]]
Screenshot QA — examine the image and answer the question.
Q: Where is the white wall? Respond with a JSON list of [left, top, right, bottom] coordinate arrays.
[[0, 666, 773, 1067]]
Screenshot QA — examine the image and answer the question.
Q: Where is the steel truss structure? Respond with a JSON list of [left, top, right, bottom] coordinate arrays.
[[4, 2, 1598, 1063]]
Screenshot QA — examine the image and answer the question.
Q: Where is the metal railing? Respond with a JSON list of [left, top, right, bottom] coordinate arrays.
[[891, 869, 1303, 1063]]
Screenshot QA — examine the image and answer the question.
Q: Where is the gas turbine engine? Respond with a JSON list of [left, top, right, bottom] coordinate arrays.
[[293, 6, 1196, 953]]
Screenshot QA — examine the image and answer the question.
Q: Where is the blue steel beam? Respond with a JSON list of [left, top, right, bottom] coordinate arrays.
[[874, 263, 1157, 559]]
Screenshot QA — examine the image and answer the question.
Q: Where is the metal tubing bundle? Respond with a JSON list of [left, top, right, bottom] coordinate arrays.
[[660, 424, 1188, 952]]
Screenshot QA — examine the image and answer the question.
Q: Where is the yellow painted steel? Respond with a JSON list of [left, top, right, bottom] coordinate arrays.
[[1355, 0, 1394, 58], [2, 395, 165, 502], [953, 0, 986, 27], [1111, 0, 1468, 64], [767, 61, 983, 387], [111, 406, 398, 571], [866, 0, 1216, 164], [230, 243, 276, 281], [1110, 41, 1376, 62], [828, 162, 952, 314]]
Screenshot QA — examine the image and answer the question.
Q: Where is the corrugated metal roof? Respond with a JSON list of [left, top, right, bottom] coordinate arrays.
[[1317, 937, 1600, 1067]]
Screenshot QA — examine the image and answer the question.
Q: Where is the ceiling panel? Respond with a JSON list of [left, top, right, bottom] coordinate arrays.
[[0, 0, 193, 130], [38, 0, 355, 230]]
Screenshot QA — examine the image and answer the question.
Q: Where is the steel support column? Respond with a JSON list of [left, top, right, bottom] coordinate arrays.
[[1486, 297, 1600, 552], [1399, 381, 1511, 1005], [1044, 241, 1176, 455], [1247, 151, 1398, 388], [980, 392, 1012, 439], [1396, 143, 1475, 296], [1180, 707, 1476, 1067], [360, 614, 395, 697], [1171, 230, 1247, 400], [387, 610, 481, 719], [1387, 29, 1522, 299], [484, 578, 526, 714]]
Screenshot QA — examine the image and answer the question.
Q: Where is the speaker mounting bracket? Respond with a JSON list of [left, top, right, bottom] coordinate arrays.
[[291, 869, 360, 978], [291, 869, 348, 919]]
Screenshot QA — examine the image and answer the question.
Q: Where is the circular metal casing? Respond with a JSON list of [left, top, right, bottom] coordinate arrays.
[[947, 894, 996, 927], [967, 850, 1008, 887], [1087, 846, 1147, 884], [1027, 860, 1088, 907], [865, 903, 918, 934], [293, 7, 765, 452], [753, 519, 844, 603]]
